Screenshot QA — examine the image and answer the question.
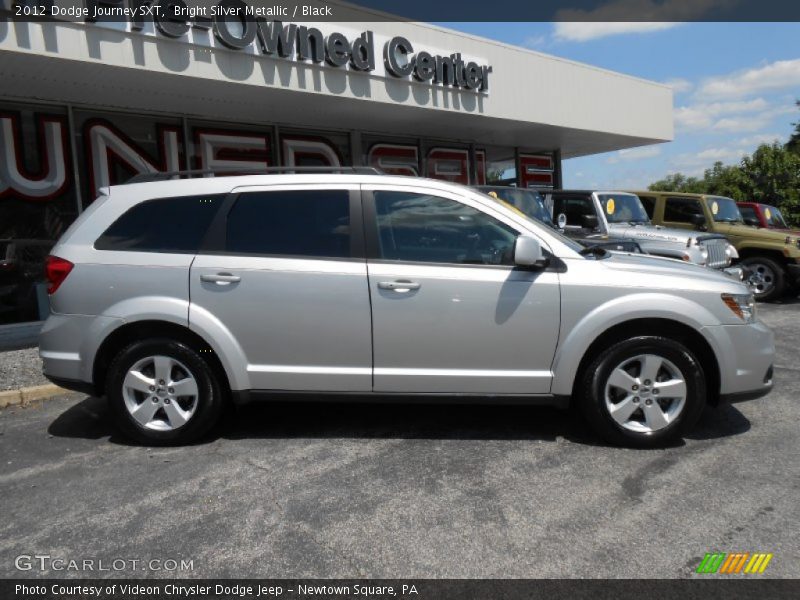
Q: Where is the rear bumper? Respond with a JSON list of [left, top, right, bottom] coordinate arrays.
[[39, 312, 123, 389], [45, 374, 97, 397]]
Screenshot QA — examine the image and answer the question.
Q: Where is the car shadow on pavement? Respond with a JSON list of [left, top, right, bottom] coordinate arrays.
[[47, 395, 750, 448]]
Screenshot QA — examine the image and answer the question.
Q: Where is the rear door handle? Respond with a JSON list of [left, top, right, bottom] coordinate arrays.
[[200, 273, 241, 284], [378, 280, 421, 292]]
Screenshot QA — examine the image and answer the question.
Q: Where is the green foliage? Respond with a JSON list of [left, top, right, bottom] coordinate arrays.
[[788, 100, 800, 155], [741, 143, 800, 224]]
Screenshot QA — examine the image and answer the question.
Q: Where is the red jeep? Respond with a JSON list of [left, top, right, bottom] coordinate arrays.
[[737, 202, 800, 234]]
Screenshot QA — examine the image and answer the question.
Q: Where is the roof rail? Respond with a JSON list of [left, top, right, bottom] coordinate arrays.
[[124, 166, 383, 184]]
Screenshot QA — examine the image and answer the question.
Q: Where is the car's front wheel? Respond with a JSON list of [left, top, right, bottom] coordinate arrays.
[[579, 336, 706, 447], [741, 256, 785, 302], [106, 339, 224, 445]]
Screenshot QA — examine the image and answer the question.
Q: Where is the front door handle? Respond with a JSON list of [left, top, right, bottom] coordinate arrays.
[[378, 280, 421, 292], [200, 273, 241, 284]]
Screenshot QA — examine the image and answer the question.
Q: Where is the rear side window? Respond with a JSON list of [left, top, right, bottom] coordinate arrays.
[[664, 197, 704, 223], [95, 195, 224, 253], [638, 195, 656, 219], [225, 190, 350, 258]]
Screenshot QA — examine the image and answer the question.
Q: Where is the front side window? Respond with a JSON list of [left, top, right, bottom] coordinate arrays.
[[638, 195, 657, 219], [708, 196, 743, 223], [95, 195, 224, 253], [664, 197, 704, 223], [226, 190, 350, 258], [373, 191, 518, 265]]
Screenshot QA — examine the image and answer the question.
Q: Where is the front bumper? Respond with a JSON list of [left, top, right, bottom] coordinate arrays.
[[702, 321, 774, 401], [721, 266, 744, 281], [786, 262, 800, 286]]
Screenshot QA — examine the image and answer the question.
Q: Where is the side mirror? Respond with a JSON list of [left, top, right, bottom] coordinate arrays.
[[744, 217, 760, 227], [556, 213, 568, 229], [690, 214, 707, 230], [581, 214, 599, 229], [514, 236, 548, 269]]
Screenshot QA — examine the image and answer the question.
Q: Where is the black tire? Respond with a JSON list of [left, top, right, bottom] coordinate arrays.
[[579, 336, 706, 448], [740, 256, 785, 302], [106, 339, 224, 445]]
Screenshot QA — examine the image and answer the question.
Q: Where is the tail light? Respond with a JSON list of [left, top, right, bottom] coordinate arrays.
[[45, 255, 74, 294]]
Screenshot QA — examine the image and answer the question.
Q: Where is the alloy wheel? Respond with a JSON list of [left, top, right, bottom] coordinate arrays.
[[604, 353, 687, 433], [745, 262, 776, 297], [122, 355, 199, 431]]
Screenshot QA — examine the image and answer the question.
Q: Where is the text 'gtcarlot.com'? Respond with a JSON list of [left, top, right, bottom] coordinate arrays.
[[14, 554, 194, 572]]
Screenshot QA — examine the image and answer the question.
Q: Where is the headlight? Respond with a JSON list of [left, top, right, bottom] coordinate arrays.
[[721, 293, 756, 324], [725, 243, 739, 259]]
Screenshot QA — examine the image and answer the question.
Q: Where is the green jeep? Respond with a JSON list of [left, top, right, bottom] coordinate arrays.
[[629, 191, 800, 301]]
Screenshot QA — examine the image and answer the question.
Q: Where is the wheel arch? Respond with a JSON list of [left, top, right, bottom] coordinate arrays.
[[736, 247, 788, 264], [92, 320, 231, 397], [569, 318, 721, 406]]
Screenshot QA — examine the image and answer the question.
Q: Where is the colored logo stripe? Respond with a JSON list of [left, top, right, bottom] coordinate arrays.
[[696, 552, 773, 574], [697, 553, 726, 573], [744, 553, 773, 574]]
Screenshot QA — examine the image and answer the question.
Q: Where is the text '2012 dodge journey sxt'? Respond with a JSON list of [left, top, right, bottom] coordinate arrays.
[[40, 173, 774, 447]]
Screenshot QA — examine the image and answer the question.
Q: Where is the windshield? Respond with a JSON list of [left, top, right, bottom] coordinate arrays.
[[763, 205, 789, 228], [597, 193, 650, 224], [476, 188, 585, 255], [479, 187, 553, 226], [709, 196, 743, 223]]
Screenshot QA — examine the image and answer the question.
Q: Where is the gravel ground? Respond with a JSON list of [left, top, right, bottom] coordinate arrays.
[[0, 347, 47, 391]]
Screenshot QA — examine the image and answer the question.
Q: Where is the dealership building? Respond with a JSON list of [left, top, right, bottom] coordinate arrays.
[[0, 1, 673, 327]]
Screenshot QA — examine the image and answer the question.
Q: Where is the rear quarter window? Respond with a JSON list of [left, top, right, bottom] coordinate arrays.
[[95, 195, 225, 253]]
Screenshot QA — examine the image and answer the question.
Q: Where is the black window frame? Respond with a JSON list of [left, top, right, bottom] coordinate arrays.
[[638, 195, 657, 219], [199, 188, 365, 261], [94, 194, 227, 254]]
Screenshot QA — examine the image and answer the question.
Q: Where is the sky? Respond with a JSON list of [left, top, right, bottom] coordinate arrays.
[[441, 22, 800, 189]]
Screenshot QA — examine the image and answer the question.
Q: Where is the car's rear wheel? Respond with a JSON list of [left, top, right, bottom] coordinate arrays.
[[579, 336, 706, 448], [741, 256, 785, 302], [106, 339, 224, 445]]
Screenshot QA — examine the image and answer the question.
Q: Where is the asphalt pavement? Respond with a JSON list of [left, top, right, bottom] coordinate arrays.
[[1, 300, 798, 579]]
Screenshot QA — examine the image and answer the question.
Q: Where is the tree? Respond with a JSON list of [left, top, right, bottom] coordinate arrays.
[[740, 143, 800, 223], [702, 161, 748, 200], [648, 172, 705, 193], [787, 100, 800, 155]]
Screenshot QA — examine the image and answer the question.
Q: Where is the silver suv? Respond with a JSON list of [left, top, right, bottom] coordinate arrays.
[[40, 172, 774, 447], [544, 190, 741, 276]]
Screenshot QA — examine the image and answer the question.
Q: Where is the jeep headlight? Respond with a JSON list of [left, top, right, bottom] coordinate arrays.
[[722, 293, 756, 324], [725, 243, 739, 260]]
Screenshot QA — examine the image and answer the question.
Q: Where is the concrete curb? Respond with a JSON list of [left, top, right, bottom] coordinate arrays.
[[0, 384, 67, 409]]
